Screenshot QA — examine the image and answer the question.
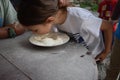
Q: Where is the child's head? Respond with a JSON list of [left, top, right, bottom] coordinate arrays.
[[18, 0, 61, 34]]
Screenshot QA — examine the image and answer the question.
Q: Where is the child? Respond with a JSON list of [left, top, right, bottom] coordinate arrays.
[[98, 0, 117, 49], [98, 0, 118, 21], [105, 0, 120, 79], [18, 0, 112, 69], [0, 0, 25, 39]]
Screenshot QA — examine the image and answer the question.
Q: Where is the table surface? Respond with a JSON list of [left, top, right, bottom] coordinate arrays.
[[0, 32, 98, 80]]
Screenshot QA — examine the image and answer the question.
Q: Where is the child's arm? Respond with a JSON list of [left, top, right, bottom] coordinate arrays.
[[95, 20, 113, 61], [0, 22, 25, 39]]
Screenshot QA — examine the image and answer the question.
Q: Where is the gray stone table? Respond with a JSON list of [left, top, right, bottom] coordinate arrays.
[[0, 32, 98, 80]]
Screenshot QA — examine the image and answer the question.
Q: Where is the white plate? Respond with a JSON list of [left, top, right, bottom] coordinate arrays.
[[29, 32, 70, 47]]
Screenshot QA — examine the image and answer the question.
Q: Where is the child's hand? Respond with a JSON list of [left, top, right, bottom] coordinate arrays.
[[14, 23, 25, 35], [95, 50, 110, 62], [8, 22, 25, 35]]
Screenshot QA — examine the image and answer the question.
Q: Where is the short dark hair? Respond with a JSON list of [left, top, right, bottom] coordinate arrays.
[[18, 0, 59, 26], [111, 0, 120, 20]]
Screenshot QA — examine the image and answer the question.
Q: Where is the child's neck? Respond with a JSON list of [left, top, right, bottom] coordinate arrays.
[[55, 8, 67, 25]]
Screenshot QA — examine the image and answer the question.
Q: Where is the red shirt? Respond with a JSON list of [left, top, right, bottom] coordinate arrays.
[[98, 0, 118, 20]]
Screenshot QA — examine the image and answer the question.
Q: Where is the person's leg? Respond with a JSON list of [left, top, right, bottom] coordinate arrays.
[[105, 38, 120, 80]]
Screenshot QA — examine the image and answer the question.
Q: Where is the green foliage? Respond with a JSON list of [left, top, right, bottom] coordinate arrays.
[[79, 2, 98, 12], [91, 3, 98, 12]]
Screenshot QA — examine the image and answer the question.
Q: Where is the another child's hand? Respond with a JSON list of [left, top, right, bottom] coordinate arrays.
[[8, 22, 25, 35], [15, 23, 25, 35], [95, 50, 109, 62]]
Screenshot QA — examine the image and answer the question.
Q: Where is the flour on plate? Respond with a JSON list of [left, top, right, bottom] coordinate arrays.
[[33, 33, 63, 46]]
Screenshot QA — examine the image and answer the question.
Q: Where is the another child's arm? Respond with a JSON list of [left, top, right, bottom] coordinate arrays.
[[0, 22, 25, 39], [95, 20, 113, 61]]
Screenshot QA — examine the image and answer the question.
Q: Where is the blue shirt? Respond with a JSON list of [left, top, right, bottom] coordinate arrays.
[[0, 0, 17, 27], [0, 18, 3, 27], [115, 19, 120, 40]]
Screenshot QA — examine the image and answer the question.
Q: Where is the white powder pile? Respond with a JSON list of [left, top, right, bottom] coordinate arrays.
[[33, 33, 63, 46]]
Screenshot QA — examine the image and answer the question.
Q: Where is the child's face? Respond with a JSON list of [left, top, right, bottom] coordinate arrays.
[[26, 23, 53, 34]]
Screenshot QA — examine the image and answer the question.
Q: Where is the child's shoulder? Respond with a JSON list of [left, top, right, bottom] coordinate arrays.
[[67, 7, 91, 14], [67, 7, 86, 11], [66, 7, 95, 20]]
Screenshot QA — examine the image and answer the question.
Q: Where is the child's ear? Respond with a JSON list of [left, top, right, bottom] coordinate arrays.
[[45, 16, 55, 23]]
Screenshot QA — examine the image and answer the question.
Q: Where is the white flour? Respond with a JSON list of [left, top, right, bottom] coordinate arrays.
[[33, 33, 63, 46]]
